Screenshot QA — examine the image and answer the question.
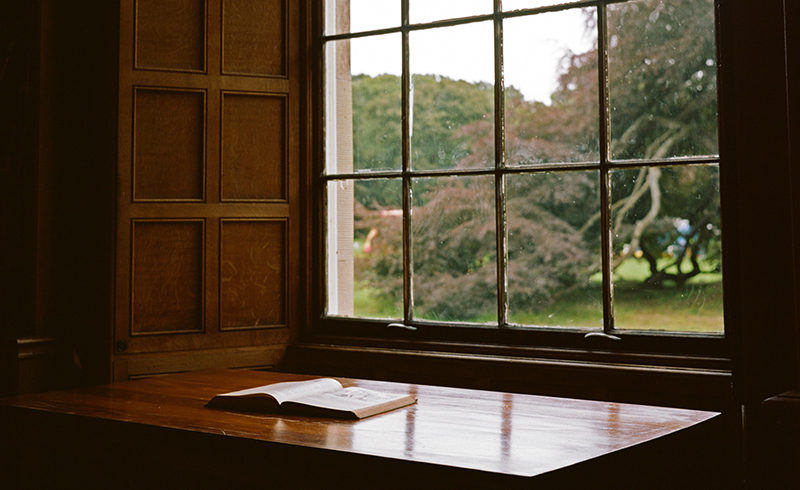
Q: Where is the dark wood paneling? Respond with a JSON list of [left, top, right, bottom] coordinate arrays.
[[113, 0, 299, 377], [135, 0, 206, 72], [221, 0, 286, 76], [13, 337, 76, 395], [132, 220, 205, 334], [119, 327, 290, 357], [133, 88, 206, 200], [788, 0, 800, 387], [717, 1, 798, 485], [221, 93, 287, 201], [220, 219, 286, 329], [113, 345, 283, 380], [24, 0, 120, 388], [0, 1, 38, 347]]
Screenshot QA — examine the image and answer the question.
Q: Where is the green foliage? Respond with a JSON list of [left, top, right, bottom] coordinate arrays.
[[410, 75, 494, 170], [352, 74, 402, 175], [606, 0, 718, 159]]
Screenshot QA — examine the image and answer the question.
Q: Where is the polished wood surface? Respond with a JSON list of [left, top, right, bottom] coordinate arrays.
[[0, 369, 721, 488]]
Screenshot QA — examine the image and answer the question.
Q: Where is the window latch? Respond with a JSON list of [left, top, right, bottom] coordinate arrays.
[[584, 332, 621, 341], [387, 323, 418, 331]]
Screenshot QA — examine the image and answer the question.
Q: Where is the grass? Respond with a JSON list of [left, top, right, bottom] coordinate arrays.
[[507, 282, 723, 333], [353, 257, 724, 333], [353, 286, 402, 318]]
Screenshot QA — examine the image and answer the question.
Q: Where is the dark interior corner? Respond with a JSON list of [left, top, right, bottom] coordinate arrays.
[[1, 1, 799, 488]]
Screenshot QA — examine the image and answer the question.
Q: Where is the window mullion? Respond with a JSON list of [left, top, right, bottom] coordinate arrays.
[[597, 2, 616, 335], [401, 0, 414, 323], [494, 0, 509, 328]]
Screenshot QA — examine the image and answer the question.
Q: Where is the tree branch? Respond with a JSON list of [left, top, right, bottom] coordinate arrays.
[[613, 167, 662, 269]]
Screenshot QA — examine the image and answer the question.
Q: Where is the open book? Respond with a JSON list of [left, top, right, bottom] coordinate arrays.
[[205, 378, 416, 419]]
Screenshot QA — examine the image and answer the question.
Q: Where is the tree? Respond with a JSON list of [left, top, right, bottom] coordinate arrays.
[[604, 0, 721, 285]]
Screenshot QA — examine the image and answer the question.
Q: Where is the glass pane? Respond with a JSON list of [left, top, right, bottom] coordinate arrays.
[[503, 1, 581, 11], [411, 175, 497, 322], [608, 0, 718, 161], [611, 165, 723, 332], [507, 171, 603, 327], [326, 0, 401, 35], [327, 179, 404, 318], [410, 0, 492, 24], [504, 8, 599, 165], [325, 34, 402, 174], [410, 22, 495, 170]]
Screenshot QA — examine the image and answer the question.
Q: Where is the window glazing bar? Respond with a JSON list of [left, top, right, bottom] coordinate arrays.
[[597, 1, 616, 335], [494, 0, 509, 327], [401, 0, 414, 323]]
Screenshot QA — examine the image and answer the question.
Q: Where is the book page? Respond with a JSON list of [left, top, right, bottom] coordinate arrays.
[[216, 378, 343, 405], [290, 387, 411, 413]]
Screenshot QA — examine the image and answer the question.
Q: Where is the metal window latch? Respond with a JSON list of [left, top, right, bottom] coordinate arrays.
[[584, 332, 621, 341], [387, 323, 418, 331]]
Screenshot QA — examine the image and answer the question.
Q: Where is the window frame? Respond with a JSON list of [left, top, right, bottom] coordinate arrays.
[[305, 0, 731, 369]]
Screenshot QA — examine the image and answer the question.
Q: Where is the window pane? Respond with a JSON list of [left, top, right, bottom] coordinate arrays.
[[611, 165, 723, 332], [411, 175, 497, 322], [354, 179, 404, 319], [410, 22, 495, 170], [326, 0, 401, 35], [608, 0, 718, 161], [507, 171, 603, 327], [410, 0, 492, 24], [327, 179, 404, 318], [503, 1, 583, 12], [504, 8, 599, 165], [326, 34, 402, 174]]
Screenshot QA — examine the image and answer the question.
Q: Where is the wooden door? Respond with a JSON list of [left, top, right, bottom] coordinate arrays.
[[114, 0, 300, 380]]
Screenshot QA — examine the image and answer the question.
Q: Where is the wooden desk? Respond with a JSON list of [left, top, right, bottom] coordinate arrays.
[[0, 369, 722, 489]]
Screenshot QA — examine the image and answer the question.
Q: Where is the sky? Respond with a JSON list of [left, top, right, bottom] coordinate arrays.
[[339, 0, 595, 104]]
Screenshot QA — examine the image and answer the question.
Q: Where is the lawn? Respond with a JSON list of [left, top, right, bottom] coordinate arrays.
[[353, 257, 724, 333]]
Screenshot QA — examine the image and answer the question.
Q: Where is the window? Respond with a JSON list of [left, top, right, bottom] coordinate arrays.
[[318, 0, 723, 356]]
